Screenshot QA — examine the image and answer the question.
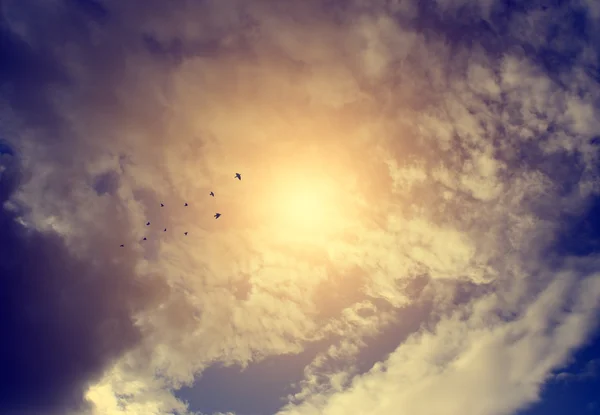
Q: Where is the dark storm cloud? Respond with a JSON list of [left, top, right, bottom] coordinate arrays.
[[0, 2, 173, 413], [0, 144, 168, 415]]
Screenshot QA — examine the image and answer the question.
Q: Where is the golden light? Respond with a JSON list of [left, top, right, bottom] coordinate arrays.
[[253, 158, 356, 247], [272, 177, 332, 233]]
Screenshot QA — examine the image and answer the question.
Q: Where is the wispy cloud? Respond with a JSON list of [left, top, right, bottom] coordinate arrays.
[[554, 358, 600, 382]]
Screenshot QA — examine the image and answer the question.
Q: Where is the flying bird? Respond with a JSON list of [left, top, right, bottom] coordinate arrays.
[[184, 232, 188, 236], [146, 221, 150, 226], [164, 228, 167, 232], [143, 237, 147, 241], [120, 244, 124, 247], [184, 203, 188, 206], [214, 213, 221, 219], [160, 203, 164, 207], [210, 191, 215, 197], [234, 173, 241, 180]]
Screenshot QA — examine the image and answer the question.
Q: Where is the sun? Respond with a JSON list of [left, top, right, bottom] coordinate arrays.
[[260, 168, 348, 245], [276, 180, 330, 230]]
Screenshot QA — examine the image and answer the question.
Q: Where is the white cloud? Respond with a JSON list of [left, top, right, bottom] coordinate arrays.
[[277, 267, 600, 415]]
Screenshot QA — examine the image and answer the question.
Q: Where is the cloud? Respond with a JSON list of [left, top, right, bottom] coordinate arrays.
[[554, 358, 600, 382], [0, 145, 168, 414], [2, 1, 600, 415], [277, 267, 600, 415]]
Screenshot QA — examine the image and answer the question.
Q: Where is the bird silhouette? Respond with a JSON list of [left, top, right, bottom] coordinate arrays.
[[120, 244, 124, 247], [143, 237, 147, 241], [146, 221, 150, 226], [184, 232, 188, 235], [210, 191, 215, 197], [214, 213, 221, 219], [164, 228, 167, 232], [234, 173, 241, 180], [184, 203, 188, 206], [160, 203, 164, 207]]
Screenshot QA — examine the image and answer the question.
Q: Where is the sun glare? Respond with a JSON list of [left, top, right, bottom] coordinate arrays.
[[262, 169, 348, 245], [278, 183, 329, 229]]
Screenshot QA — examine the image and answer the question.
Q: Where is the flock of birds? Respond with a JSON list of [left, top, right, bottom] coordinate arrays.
[[119, 172, 242, 247]]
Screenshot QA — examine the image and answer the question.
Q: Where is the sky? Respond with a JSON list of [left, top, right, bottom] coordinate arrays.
[[1, 0, 600, 415]]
